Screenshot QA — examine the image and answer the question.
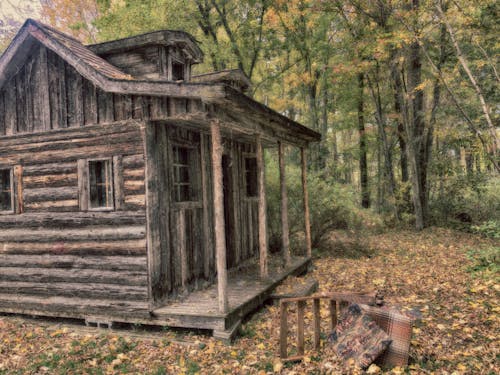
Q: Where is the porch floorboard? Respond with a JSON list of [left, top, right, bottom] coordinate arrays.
[[151, 256, 310, 335]]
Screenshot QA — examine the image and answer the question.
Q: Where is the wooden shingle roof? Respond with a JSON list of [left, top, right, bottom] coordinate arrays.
[[0, 19, 321, 144]]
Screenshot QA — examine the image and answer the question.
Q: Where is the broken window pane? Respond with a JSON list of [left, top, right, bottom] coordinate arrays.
[[89, 160, 113, 209], [172, 62, 185, 81], [173, 146, 198, 202], [0, 169, 12, 211], [245, 157, 258, 197]]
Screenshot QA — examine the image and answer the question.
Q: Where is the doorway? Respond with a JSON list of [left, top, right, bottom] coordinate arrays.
[[222, 154, 236, 269]]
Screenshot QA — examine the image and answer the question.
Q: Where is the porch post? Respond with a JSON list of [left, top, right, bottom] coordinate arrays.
[[301, 147, 312, 258], [210, 120, 228, 313], [279, 141, 291, 266], [256, 134, 268, 278]]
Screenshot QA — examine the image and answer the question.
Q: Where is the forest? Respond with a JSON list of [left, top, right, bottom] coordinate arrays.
[[0, 0, 498, 374], [2, 0, 498, 233]]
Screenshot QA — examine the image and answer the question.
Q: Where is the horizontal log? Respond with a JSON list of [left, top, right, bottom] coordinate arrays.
[[23, 173, 78, 189], [0, 211, 146, 228], [122, 154, 145, 169], [0, 238, 147, 255], [0, 280, 148, 300], [0, 140, 144, 166], [124, 179, 145, 190], [24, 186, 78, 203], [123, 168, 145, 180], [25, 199, 79, 212], [124, 194, 145, 207], [0, 267, 147, 286], [0, 226, 146, 242], [23, 162, 77, 177], [0, 254, 147, 271], [124, 184, 146, 196], [0, 130, 143, 156], [0, 293, 150, 319], [0, 120, 143, 148]]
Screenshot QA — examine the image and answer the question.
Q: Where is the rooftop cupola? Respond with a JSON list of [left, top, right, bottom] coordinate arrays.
[[87, 30, 203, 81]]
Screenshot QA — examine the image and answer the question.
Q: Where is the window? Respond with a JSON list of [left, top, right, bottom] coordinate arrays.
[[172, 61, 185, 81], [173, 145, 198, 202], [0, 169, 13, 212], [88, 160, 113, 209], [245, 157, 258, 197]]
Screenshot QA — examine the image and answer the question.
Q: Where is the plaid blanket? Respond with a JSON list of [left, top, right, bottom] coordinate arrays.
[[360, 304, 415, 367]]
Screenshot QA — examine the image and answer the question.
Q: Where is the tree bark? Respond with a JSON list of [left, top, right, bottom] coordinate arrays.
[[357, 73, 370, 208]]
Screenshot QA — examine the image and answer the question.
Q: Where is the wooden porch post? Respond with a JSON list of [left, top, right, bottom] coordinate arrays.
[[301, 147, 312, 258], [256, 134, 268, 278], [210, 120, 228, 313], [279, 141, 291, 266]]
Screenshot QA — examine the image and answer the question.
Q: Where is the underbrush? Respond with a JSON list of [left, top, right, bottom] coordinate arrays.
[[429, 174, 500, 230], [466, 246, 500, 277], [265, 154, 383, 254]]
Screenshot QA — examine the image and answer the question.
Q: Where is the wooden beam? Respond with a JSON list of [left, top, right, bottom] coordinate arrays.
[[13, 165, 23, 214], [279, 301, 288, 358], [279, 142, 290, 266], [211, 120, 228, 313], [200, 135, 211, 279], [301, 148, 312, 258], [256, 135, 268, 278], [297, 300, 306, 356]]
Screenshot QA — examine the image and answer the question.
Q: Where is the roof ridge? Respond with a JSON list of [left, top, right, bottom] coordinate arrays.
[[26, 19, 83, 44]]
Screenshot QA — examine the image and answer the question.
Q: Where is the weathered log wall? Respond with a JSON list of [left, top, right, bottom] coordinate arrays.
[[0, 121, 149, 318], [0, 44, 202, 135], [146, 123, 259, 303], [0, 39, 261, 317]]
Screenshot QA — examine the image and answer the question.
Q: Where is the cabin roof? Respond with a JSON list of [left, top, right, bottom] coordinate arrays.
[[0, 19, 321, 144], [88, 29, 203, 63], [191, 69, 251, 92]]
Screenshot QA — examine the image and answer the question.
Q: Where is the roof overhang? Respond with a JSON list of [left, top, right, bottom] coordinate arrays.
[[0, 19, 320, 146], [88, 30, 204, 64]]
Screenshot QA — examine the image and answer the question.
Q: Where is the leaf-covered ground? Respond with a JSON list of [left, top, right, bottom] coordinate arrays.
[[0, 228, 498, 374]]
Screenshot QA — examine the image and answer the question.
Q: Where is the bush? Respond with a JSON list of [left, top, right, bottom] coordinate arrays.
[[466, 247, 500, 275], [265, 152, 377, 252], [472, 220, 500, 239], [429, 174, 500, 228]]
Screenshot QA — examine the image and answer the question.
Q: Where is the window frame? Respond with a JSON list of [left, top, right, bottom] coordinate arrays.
[[244, 155, 259, 199], [0, 167, 14, 214], [87, 158, 115, 211], [171, 142, 201, 205]]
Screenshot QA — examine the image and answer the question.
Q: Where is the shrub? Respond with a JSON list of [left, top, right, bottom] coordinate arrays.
[[265, 152, 374, 252], [466, 247, 500, 275], [429, 174, 500, 228], [471, 220, 500, 239]]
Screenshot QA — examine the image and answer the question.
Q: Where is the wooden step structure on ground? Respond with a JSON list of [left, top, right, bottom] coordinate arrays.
[[279, 291, 380, 362], [270, 276, 318, 302]]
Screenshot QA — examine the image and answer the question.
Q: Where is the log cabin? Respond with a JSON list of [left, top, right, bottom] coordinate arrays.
[[0, 19, 320, 340]]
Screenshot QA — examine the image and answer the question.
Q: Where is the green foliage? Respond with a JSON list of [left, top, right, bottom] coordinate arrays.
[[466, 247, 500, 275], [429, 174, 500, 228], [265, 151, 379, 252], [472, 220, 500, 239]]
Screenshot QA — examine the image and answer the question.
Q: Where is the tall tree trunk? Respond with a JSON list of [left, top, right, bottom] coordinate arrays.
[[367, 72, 398, 218], [406, 0, 426, 230], [436, 4, 499, 156], [391, 63, 409, 183], [357, 73, 370, 208]]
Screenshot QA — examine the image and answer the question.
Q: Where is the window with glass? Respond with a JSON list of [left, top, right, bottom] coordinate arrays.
[[0, 169, 13, 212], [173, 145, 198, 202], [89, 160, 114, 209], [245, 157, 258, 197]]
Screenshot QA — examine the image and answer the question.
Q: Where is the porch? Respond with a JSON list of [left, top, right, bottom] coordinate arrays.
[[151, 255, 311, 341]]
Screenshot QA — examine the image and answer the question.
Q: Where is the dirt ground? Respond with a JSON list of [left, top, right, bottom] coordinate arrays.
[[1, 228, 498, 374]]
